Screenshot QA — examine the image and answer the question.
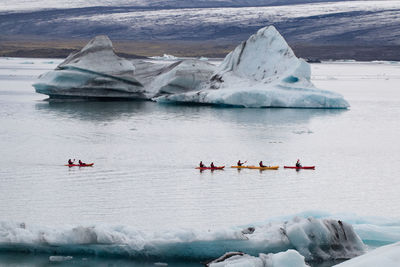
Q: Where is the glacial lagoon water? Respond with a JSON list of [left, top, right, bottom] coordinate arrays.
[[0, 58, 400, 265]]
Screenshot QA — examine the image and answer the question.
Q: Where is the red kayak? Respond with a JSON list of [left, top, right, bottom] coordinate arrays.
[[196, 166, 225, 170], [284, 166, 315, 169], [65, 163, 94, 167]]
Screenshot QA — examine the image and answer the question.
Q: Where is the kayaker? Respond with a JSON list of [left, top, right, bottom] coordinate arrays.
[[296, 159, 302, 168], [199, 161, 205, 168], [210, 162, 215, 168], [68, 159, 75, 165], [259, 161, 266, 167], [78, 160, 86, 166], [237, 160, 243, 166]]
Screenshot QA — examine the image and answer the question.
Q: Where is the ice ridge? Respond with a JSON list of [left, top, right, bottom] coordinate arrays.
[[0, 217, 364, 262]]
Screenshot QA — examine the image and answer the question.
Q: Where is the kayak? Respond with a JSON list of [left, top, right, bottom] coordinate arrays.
[[284, 166, 315, 169], [231, 166, 249, 169], [196, 166, 225, 170], [247, 165, 279, 170], [65, 163, 94, 167]]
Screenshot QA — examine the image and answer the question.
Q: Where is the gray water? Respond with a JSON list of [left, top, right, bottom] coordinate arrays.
[[1, 58, 400, 265]]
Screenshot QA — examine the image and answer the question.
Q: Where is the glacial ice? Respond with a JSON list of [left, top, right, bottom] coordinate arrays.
[[33, 35, 146, 99], [33, 26, 349, 108], [333, 242, 400, 267], [0, 217, 364, 262], [155, 26, 349, 108]]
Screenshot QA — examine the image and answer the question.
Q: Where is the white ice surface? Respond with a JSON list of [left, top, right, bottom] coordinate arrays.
[[209, 250, 309, 267], [333, 242, 400, 267]]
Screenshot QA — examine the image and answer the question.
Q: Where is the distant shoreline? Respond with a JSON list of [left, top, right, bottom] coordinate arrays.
[[1, 38, 400, 61]]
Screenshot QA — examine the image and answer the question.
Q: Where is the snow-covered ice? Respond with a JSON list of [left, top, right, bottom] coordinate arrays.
[[156, 26, 349, 108], [333, 241, 400, 267]]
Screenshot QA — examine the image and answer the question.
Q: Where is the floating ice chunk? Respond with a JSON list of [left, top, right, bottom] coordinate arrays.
[[33, 36, 145, 99], [156, 26, 349, 108], [49, 255, 73, 262], [333, 242, 400, 267], [207, 250, 309, 267], [150, 54, 179, 61]]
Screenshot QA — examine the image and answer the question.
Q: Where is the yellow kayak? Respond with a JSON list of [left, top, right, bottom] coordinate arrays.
[[231, 166, 249, 169], [247, 165, 279, 170]]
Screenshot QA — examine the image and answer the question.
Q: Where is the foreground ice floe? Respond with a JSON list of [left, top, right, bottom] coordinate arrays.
[[33, 36, 146, 99], [33, 26, 349, 108], [0, 217, 364, 263]]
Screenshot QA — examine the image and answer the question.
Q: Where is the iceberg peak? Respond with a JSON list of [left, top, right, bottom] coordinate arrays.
[[58, 35, 135, 75], [213, 25, 307, 85]]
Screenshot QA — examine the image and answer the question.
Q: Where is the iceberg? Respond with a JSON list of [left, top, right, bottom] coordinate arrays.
[[155, 26, 349, 108], [0, 217, 364, 262], [33, 36, 146, 99], [33, 26, 349, 108]]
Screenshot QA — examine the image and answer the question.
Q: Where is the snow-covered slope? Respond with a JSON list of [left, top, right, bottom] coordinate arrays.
[[33, 36, 146, 99], [156, 26, 349, 108]]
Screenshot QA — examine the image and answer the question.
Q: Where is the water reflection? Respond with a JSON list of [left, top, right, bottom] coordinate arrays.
[[35, 99, 346, 125], [35, 100, 150, 121]]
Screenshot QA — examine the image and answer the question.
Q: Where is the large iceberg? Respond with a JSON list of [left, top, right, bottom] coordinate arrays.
[[33, 36, 146, 99], [33, 26, 349, 108], [155, 26, 349, 108]]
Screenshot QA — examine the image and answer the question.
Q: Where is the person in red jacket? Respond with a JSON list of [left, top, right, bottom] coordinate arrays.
[[259, 161, 266, 167], [237, 160, 244, 166], [199, 161, 205, 168], [210, 162, 215, 168]]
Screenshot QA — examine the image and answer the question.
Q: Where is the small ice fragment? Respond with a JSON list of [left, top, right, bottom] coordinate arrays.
[[49, 256, 73, 262]]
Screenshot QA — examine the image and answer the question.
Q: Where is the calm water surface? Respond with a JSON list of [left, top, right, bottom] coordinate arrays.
[[1, 58, 400, 233]]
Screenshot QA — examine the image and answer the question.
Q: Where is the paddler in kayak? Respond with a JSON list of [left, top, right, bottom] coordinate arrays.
[[296, 159, 302, 168], [68, 159, 75, 165], [259, 161, 266, 167], [78, 160, 86, 166], [237, 160, 244, 166], [210, 162, 215, 168], [199, 161, 205, 168]]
